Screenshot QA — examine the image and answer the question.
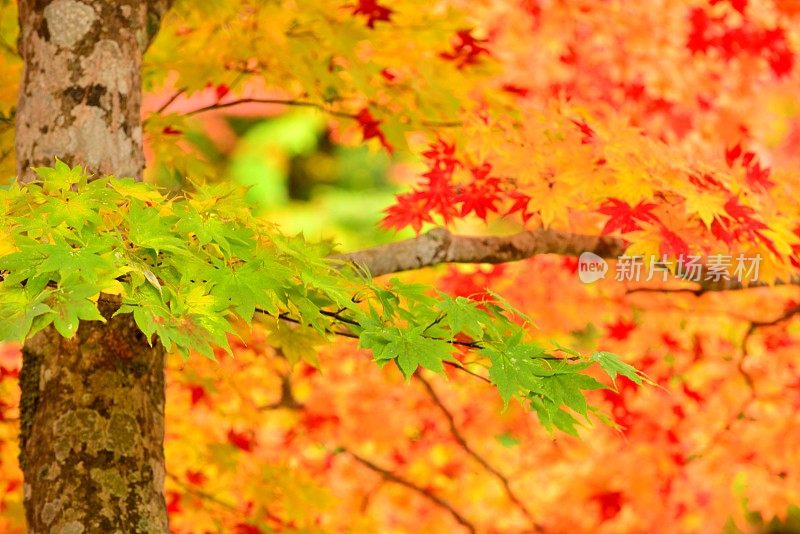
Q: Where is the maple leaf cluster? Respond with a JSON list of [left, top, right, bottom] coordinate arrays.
[[687, 6, 794, 77], [382, 139, 527, 233]]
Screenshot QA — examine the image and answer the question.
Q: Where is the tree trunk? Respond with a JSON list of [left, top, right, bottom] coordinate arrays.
[[15, 1, 171, 531], [19, 303, 168, 533]]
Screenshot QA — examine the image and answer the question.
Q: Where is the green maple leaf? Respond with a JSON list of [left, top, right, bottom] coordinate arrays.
[[591, 351, 643, 387], [481, 330, 547, 408], [0, 285, 52, 342], [437, 294, 486, 340], [36, 238, 114, 283], [540, 373, 606, 418], [380, 326, 455, 380], [126, 202, 187, 255], [49, 281, 105, 338], [209, 262, 286, 322], [33, 159, 85, 193], [267, 321, 325, 367], [529, 396, 581, 437]]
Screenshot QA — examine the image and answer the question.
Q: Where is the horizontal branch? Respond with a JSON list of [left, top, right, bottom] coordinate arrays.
[[333, 228, 626, 277], [334, 228, 800, 292]]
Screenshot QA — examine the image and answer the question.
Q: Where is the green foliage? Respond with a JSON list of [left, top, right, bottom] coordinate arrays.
[[0, 163, 645, 434]]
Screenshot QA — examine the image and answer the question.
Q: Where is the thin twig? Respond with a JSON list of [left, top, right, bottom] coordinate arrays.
[[260, 371, 304, 411], [166, 472, 239, 512], [340, 447, 477, 534], [156, 88, 186, 113], [167, 472, 288, 529], [177, 96, 463, 128], [746, 304, 800, 336], [416, 374, 543, 531], [687, 303, 800, 461], [183, 97, 358, 119], [626, 287, 704, 296], [259, 308, 493, 382]]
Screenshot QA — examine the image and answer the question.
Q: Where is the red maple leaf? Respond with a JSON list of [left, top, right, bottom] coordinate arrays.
[[724, 196, 762, 226], [682, 383, 704, 403], [689, 172, 726, 191], [713, 196, 771, 246], [301, 411, 341, 431], [458, 163, 501, 220], [422, 139, 459, 176], [214, 83, 230, 101], [711, 218, 735, 245], [438, 265, 505, 299], [571, 118, 595, 144], [355, 108, 393, 152], [166, 491, 182, 514], [382, 139, 464, 231], [0, 365, 19, 379], [591, 491, 624, 521], [501, 83, 531, 97], [597, 199, 660, 235], [506, 191, 533, 222], [459, 183, 499, 220], [559, 45, 579, 65], [227, 429, 256, 452], [660, 227, 690, 258], [606, 319, 637, 341], [687, 8, 715, 54], [440, 29, 491, 69], [382, 192, 435, 233], [687, 8, 794, 77], [725, 143, 742, 167], [745, 160, 774, 190], [761, 28, 794, 77], [380, 68, 397, 82], [351, 0, 393, 29], [185, 470, 208, 486], [188, 384, 208, 407]]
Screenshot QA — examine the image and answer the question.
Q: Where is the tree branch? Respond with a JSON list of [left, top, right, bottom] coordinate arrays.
[[340, 447, 477, 534], [334, 228, 800, 292], [333, 228, 626, 277]]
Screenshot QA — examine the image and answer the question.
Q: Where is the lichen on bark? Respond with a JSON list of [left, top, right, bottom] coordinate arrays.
[[15, 0, 152, 181], [20, 301, 168, 533]]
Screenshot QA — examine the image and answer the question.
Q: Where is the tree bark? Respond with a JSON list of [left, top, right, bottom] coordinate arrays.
[[15, 1, 170, 531], [19, 302, 167, 533]]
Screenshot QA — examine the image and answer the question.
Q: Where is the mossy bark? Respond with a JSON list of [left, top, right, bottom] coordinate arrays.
[[15, 0, 172, 531], [20, 302, 167, 533]]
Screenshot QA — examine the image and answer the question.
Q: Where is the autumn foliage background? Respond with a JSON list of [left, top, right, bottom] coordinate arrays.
[[3, 0, 800, 532]]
